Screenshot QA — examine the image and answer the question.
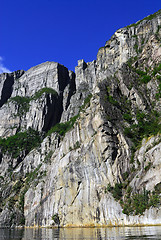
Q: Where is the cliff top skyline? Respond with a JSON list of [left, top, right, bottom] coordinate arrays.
[[0, 0, 160, 73]]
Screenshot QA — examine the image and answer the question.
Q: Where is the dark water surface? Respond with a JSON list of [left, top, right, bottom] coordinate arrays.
[[0, 226, 161, 240]]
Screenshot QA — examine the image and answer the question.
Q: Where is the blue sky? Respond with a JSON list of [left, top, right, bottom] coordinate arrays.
[[0, 0, 160, 73]]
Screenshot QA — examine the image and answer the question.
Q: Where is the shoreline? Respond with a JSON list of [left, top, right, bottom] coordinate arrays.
[[1, 224, 161, 229]]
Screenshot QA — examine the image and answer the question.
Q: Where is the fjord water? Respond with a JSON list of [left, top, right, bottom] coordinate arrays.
[[1, 226, 161, 240]]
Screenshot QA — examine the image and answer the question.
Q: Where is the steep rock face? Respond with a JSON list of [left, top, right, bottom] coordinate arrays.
[[0, 10, 161, 227], [0, 70, 24, 108], [0, 62, 75, 137], [97, 12, 161, 71], [24, 96, 130, 226]]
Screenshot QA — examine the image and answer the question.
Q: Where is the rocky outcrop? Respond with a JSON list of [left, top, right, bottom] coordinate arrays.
[[0, 10, 161, 227], [0, 70, 24, 108], [0, 62, 76, 137]]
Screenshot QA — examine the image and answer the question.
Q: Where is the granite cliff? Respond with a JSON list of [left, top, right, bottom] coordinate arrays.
[[0, 10, 161, 227]]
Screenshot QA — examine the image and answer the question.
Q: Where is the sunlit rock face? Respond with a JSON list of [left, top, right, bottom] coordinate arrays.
[[0, 10, 161, 227]]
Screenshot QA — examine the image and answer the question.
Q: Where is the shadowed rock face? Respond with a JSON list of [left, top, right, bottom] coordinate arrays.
[[0, 10, 161, 227], [0, 70, 24, 108]]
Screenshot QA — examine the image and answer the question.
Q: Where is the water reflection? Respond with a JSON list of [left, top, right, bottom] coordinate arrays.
[[0, 228, 24, 240], [0, 226, 161, 240]]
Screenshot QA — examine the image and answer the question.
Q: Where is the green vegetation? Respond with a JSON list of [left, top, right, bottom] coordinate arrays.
[[152, 63, 161, 76], [47, 94, 92, 137], [134, 68, 151, 84], [126, 10, 161, 29], [19, 217, 25, 225], [79, 94, 92, 111], [106, 182, 160, 216], [152, 63, 161, 99], [135, 69, 147, 76], [10, 88, 58, 116], [18, 186, 28, 212], [106, 107, 161, 216], [52, 213, 60, 225], [123, 107, 160, 164], [0, 88, 58, 156], [156, 75, 161, 81], [124, 110, 161, 149], [106, 86, 119, 106], [155, 25, 161, 41], [1, 92, 92, 159], [156, 25, 161, 34], [73, 141, 80, 149], [122, 171, 129, 181], [25, 164, 42, 185], [44, 150, 53, 163], [122, 189, 160, 215], [18, 164, 43, 211], [0, 128, 42, 158], [145, 135, 161, 153], [33, 87, 57, 100], [139, 75, 151, 83], [8, 197, 16, 210], [144, 162, 152, 171], [106, 183, 123, 200], [68, 141, 81, 152], [10, 96, 31, 116], [123, 113, 133, 123], [0, 176, 4, 181], [127, 59, 161, 85], [134, 44, 138, 52], [154, 182, 161, 194], [12, 180, 23, 193], [108, 95, 119, 106], [127, 56, 138, 68], [47, 115, 79, 136]]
